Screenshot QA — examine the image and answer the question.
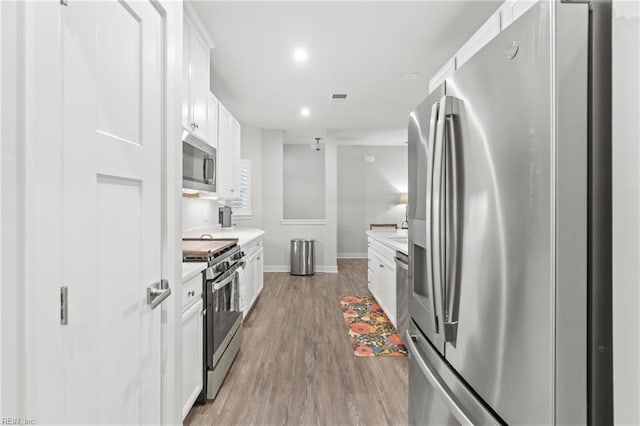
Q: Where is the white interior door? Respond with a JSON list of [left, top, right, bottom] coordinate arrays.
[[60, 1, 165, 423]]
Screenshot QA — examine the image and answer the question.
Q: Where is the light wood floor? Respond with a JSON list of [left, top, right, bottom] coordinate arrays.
[[184, 259, 408, 426]]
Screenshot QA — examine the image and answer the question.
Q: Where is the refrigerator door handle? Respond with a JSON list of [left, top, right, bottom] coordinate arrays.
[[426, 101, 440, 329], [406, 331, 474, 425], [432, 96, 448, 338], [443, 96, 463, 345]]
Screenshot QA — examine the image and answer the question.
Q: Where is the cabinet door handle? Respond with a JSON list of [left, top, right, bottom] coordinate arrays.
[[379, 264, 384, 268], [257, 257, 261, 260], [201, 308, 207, 316]]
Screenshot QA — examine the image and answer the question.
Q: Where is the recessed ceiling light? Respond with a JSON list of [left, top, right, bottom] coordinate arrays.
[[300, 107, 310, 117], [293, 47, 308, 63], [404, 72, 421, 80]]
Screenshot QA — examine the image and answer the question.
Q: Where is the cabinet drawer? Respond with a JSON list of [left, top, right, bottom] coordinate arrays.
[[182, 272, 203, 310], [242, 237, 263, 257], [372, 240, 397, 264]]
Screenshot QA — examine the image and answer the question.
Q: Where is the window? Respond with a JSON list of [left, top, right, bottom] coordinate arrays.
[[229, 159, 251, 217]]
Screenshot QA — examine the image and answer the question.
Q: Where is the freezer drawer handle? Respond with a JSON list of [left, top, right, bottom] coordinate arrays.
[[406, 331, 473, 425]]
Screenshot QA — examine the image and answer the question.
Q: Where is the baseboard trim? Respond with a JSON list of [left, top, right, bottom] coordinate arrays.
[[337, 253, 367, 259], [264, 265, 288, 273], [264, 265, 338, 274]]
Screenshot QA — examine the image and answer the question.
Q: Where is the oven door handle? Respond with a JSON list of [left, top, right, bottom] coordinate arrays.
[[212, 271, 236, 291]]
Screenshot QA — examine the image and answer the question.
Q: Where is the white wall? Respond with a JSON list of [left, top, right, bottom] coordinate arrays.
[[283, 144, 326, 220], [182, 197, 218, 233], [236, 125, 263, 228], [261, 130, 338, 272], [337, 145, 408, 257], [612, 2, 640, 424]]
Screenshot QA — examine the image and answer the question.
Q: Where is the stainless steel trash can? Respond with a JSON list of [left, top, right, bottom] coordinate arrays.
[[290, 239, 315, 276]]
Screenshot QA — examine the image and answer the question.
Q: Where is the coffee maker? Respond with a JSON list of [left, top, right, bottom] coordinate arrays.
[[218, 206, 232, 228]]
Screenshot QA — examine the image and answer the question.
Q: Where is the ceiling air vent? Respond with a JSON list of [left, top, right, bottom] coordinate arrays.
[[331, 93, 348, 104]]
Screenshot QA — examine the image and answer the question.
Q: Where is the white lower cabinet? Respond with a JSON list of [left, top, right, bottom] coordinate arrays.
[[241, 238, 264, 318], [367, 238, 376, 297], [242, 253, 255, 314], [368, 238, 398, 327], [381, 256, 397, 326], [373, 253, 397, 326], [256, 248, 264, 295], [182, 297, 203, 420]]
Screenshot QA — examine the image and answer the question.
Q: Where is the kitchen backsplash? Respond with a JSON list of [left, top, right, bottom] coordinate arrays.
[[182, 197, 221, 233]]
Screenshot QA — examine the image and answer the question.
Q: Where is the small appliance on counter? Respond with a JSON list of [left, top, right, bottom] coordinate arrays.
[[219, 206, 232, 228]]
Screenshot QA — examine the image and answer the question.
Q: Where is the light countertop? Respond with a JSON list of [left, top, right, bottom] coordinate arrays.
[[366, 229, 409, 255], [182, 227, 264, 281], [211, 227, 265, 247], [182, 262, 207, 283], [183, 226, 265, 249]]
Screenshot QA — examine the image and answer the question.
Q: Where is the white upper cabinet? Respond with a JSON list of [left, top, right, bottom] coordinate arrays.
[[190, 31, 210, 141], [455, 9, 501, 69], [207, 92, 219, 150], [182, 4, 241, 197], [427, 0, 540, 95], [429, 57, 456, 94], [182, 19, 192, 131], [183, 7, 215, 145], [499, 0, 538, 31], [217, 103, 241, 198], [230, 117, 241, 193]]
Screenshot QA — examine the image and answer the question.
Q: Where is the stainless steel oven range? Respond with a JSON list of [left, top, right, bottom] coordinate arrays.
[[183, 237, 245, 401]]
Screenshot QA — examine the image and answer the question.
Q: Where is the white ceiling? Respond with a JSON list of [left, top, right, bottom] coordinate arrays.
[[191, 1, 501, 144]]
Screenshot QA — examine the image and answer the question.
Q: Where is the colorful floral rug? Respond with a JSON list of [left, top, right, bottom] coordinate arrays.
[[339, 296, 407, 357]]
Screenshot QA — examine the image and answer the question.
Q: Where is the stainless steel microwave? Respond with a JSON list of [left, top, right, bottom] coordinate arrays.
[[183, 131, 216, 193]]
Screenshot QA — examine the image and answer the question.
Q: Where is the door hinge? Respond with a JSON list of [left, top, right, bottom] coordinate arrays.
[[60, 286, 68, 325], [60, 0, 68, 6]]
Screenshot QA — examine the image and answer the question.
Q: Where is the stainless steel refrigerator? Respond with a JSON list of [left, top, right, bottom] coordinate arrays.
[[406, 2, 612, 425]]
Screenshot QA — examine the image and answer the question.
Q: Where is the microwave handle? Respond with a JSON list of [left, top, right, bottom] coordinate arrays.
[[203, 155, 215, 185]]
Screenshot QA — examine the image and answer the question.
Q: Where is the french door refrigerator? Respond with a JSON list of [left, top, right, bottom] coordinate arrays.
[[406, 1, 612, 425]]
